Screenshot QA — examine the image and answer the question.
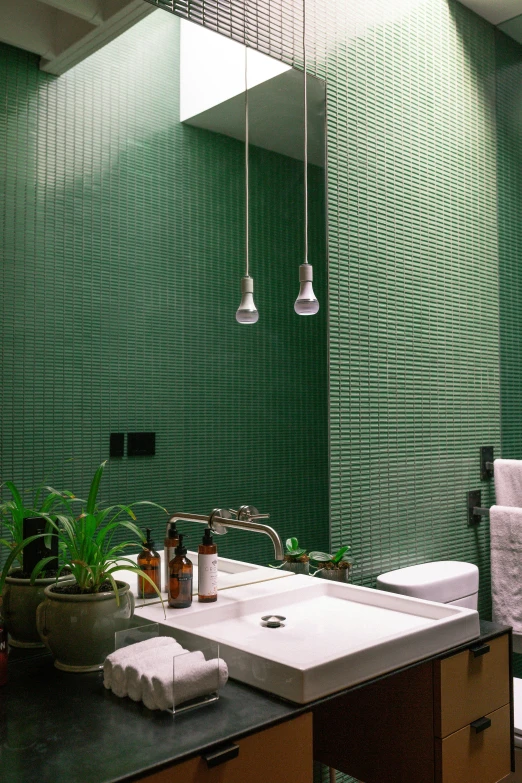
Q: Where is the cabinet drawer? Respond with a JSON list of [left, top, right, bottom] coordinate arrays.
[[435, 703, 511, 783], [434, 634, 510, 737], [136, 712, 313, 783]]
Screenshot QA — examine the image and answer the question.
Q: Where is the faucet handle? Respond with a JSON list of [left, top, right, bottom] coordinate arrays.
[[235, 505, 270, 522]]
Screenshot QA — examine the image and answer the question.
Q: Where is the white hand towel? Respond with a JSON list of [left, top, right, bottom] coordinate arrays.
[[491, 505, 522, 632], [141, 651, 205, 710], [152, 654, 229, 711], [104, 636, 177, 691], [126, 643, 187, 702], [494, 459, 522, 507]]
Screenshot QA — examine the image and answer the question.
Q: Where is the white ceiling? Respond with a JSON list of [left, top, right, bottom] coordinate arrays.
[[458, 0, 522, 43], [0, 0, 155, 74], [3, 0, 522, 76], [458, 0, 522, 25]]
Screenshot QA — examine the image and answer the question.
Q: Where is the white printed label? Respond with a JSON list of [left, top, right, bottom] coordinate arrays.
[[198, 553, 218, 596]]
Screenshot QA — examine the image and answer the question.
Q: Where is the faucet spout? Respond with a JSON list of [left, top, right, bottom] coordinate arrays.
[[166, 507, 284, 561]]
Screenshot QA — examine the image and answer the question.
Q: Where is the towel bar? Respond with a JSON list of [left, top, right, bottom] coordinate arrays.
[[467, 490, 490, 525]]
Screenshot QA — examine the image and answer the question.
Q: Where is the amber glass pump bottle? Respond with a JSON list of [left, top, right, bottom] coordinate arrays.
[[198, 527, 218, 603], [163, 521, 179, 592], [169, 534, 193, 609], [137, 528, 161, 599]]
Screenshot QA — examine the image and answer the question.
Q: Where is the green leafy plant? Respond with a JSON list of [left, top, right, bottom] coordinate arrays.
[[269, 537, 308, 568], [309, 545, 351, 569], [31, 461, 167, 604]]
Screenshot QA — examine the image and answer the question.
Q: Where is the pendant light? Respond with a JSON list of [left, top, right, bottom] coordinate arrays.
[[236, 45, 259, 324], [294, 0, 319, 316]]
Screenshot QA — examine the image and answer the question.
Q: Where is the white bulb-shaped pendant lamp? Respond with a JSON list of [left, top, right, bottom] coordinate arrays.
[[236, 274, 259, 323], [236, 46, 259, 324], [294, 0, 319, 316]]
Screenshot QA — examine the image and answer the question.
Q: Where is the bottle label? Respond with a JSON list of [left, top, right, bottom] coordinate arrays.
[[198, 554, 218, 596]]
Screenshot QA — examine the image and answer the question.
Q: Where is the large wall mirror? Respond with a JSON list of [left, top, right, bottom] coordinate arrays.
[[0, 10, 329, 566]]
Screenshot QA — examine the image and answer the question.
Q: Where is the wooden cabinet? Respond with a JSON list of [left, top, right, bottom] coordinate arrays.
[[313, 630, 513, 783], [136, 712, 313, 783], [434, 635, 511, 783]]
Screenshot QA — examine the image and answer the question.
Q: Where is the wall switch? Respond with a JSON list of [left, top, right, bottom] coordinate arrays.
[[23, 517, 58, 573], [110, 433, 125, 458], [127, 432, 155, 457]]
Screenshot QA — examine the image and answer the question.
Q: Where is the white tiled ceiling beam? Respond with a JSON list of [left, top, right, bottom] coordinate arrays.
[[37, 0, 104, 25], [0, 0, 155, 75], [457, 0, 522, 25], [39, 0, 155, 74]]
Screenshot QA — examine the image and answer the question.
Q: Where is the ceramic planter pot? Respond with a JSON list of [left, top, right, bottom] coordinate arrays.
[[315, 566, 351, 583], [36, 581, 135, 672], [2, 573, 74, 648], [282, 560, 310, 575]]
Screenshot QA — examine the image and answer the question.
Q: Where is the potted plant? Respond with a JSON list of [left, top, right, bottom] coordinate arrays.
[[35, 461, 166, 672], [0, 481, 76, 647], [270, 537, 310, 574], [309, 545, 351, 582]]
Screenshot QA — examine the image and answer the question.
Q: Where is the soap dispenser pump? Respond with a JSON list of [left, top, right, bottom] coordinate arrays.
[[169, 534, 193, 609], [198, 528, 218, 603], [137, 528, 161, 599]]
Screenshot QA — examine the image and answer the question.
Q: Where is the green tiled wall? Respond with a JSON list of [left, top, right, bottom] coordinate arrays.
[[497, 29, 522, 461], [496, 29, 522, 679], [326, 0, 499, 610], [0, 12, 329, 563], [149, 3, 502, 780], [153, 0, 500, 606]]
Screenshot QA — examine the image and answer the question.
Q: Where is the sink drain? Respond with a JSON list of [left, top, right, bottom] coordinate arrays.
[[261, 615, 286, 628]]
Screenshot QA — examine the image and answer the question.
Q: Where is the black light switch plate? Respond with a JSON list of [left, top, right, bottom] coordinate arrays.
[[110, 433, 125, 458], [127, 432, 156, 457], [23, 517, 58, 573]]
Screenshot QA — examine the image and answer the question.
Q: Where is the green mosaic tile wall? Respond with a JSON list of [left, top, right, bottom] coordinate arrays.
[[149, 3, 502, 781], [496, 28, 522, 680], [0, 12, 329, 564], [497, 30, 522, 461], [326, 0, 499, 608], [152, 0, 500, 605]]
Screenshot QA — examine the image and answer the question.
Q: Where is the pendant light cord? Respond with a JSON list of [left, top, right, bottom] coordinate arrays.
[[303, 0, 308, 265], [245, 45, 250, 278]]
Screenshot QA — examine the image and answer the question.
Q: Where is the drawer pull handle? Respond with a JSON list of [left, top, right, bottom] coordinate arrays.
[[202, 743, 240, 768], [469, 643, 490, 658], [471, 717, 492, 733]]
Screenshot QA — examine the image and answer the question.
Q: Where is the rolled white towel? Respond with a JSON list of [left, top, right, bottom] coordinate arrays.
[[104, 636, 177, 691], [141, 651, 205, 710], [152, 654, 229, 711], [126, 643, 187, 702]]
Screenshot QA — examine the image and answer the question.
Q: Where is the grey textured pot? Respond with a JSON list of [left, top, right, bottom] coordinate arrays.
[[3, 573, 74, 648], [36, 581, 135, 672], [282, 560, 310, 575], [314, 566, 351, 582]]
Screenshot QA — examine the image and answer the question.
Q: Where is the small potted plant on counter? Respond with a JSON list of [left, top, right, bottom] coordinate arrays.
[[270, 537, 310, 574], [309, 545, 351, 582], [35, 461, 166, 672], [0, 481, 75, 647]]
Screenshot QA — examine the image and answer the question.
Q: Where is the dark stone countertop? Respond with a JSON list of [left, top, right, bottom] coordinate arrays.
[[0, 620, 510, 783], [0, 651, 305, 783]]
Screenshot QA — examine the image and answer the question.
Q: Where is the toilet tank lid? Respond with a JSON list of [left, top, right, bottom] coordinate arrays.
[[376, 561, 479, 604]]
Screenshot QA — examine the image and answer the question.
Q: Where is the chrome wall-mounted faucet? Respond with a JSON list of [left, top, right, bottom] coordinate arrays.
[[166, 505, 284, 560]]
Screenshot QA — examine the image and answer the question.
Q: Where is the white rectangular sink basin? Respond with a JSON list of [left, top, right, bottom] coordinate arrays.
[[118, 551, 292, 604], [135, 575, 480, 703]]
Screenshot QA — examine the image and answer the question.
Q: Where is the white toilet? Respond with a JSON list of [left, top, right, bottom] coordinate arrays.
[[376, 560, 479, 608], [377, 560, 522, 780]]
